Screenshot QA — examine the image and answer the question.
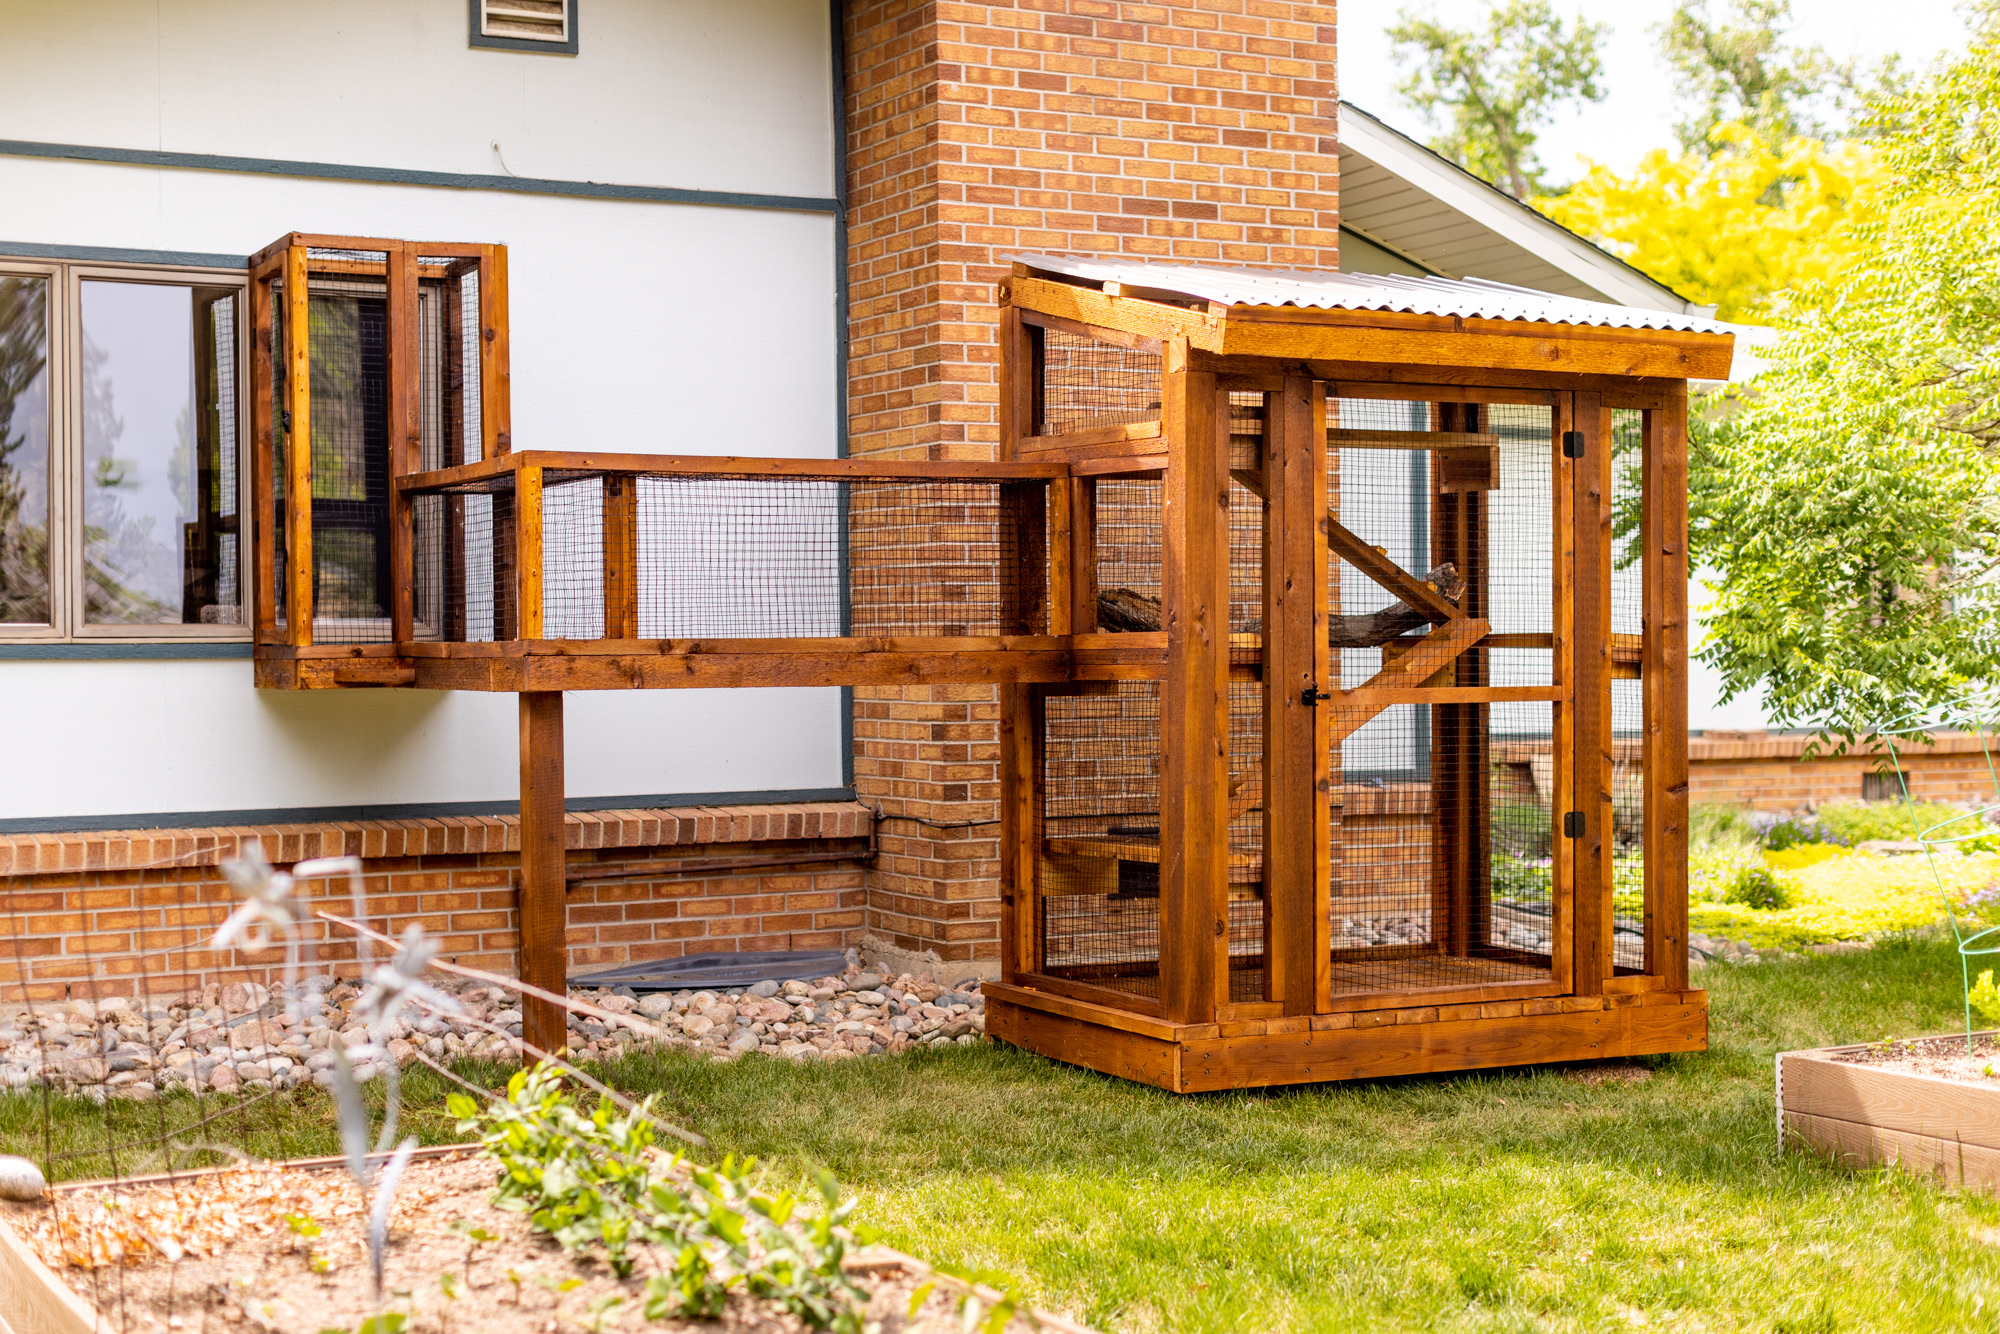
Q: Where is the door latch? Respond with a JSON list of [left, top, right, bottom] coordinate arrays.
[[1562, 429, 1585, 459], [1564, 810, 1585, 839], [1300, 684, 1333, 707]]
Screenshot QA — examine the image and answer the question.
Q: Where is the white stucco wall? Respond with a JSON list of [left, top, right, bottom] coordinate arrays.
[[0, 0, 848, 827]]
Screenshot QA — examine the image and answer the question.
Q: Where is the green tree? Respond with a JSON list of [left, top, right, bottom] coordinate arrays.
[[1389, 1, 1609, 199], [1691, 5, 2000, 736], [1536, 125, 1883, 321], [1657, 0, 1840, 152]]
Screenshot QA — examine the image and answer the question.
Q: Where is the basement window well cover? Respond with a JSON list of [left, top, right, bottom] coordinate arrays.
[[570, 950, 850, 993]]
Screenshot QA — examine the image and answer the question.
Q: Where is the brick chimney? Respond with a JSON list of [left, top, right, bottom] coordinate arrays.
[[843, 0, 1341, 974]]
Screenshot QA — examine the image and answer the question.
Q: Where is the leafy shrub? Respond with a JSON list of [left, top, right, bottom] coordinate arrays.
[[1690, 803, 1756, 854], [1817, 800, 1969, 845], [1762, 817, 1847, 851], [1492, 851, 1552, 905], [454, 1064, 868, 1331], [1971, 969, 2000, 1026], [1723, 862, 1796, 910], [1492, 803, 1554, 859]]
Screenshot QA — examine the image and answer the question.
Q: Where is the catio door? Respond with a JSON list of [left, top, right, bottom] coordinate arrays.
[[1251, 388, 1631, 1011]]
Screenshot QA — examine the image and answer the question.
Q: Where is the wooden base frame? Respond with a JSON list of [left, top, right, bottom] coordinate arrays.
[[985, 982, 1708, 1092]]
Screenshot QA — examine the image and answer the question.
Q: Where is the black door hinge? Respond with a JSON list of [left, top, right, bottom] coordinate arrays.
[[1562, 429, 1585, 459], [1564, 810, 1585, 839], [1300, 685, 1333, 707]]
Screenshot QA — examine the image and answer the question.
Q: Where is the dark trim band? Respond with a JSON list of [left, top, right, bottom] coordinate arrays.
[[0, 139, 841, 216], [0, 787, 858, 836], [0, 642, 253, 659]]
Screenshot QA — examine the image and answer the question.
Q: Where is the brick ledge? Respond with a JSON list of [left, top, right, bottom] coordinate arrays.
[[0, 802, 873, 877]]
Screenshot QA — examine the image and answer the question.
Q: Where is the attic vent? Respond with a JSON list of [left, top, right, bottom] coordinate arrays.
[[472, 0, 577, 53]]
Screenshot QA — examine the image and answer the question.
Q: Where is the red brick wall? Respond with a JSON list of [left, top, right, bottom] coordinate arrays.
[[843, 0, 1341, 966], [1688, 733, 1996, 812], [0, 806, 871, 1003]]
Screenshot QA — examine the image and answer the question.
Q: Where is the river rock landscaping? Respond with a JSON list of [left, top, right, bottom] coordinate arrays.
[[0, 968, 987, 1099]]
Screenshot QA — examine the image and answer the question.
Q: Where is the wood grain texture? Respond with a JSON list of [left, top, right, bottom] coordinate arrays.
[[386, 242, 419, 646], [249, 270, 278, 645], [396, 452, 1068, 493], [481, 245, 512, 456], [1176, 993, 1707, 1091], [1571, 392, 1613, 996], [984, 979, 1180, 1040], [1326, 514, 1465, 622], [1780, 1051, 2000, 1153], [1645, 391, 1692, 989], [984, 998, 1183, 1091], [602, 475, 639, 641], [515, 464, 544, 641], [1159, 344, 1231, 1025], [999, 683, 1038, 982], [0, 1214, 99, 1334], [283, 243, 314, 647], [1220, 321, 1734, 381], [1550, 395, 1577, 994], [405, 647, 1079, 692], [1263, 375, 1330, 1015], [1785, 1110, 2000, 1193], [518, 691, 567, 1056]]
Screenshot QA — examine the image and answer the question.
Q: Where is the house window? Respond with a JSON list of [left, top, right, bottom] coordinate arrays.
[[0, 261, 246, 640], [470, 0, 578, 54]]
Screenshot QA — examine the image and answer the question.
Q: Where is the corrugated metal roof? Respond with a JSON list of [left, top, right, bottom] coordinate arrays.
[[1006, 252, 1731, 335]]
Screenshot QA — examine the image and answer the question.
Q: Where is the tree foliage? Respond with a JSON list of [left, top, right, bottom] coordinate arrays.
[[1536, 125, 1883, 321], [1389, 1, 1608, 199], [1690, 7, 2000, 736], [1658, 0, 1840, 152]]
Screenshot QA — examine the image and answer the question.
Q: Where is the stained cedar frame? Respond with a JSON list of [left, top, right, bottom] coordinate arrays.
[[240, 236, 1711, 1087], [982, 267, 1714, 1087]]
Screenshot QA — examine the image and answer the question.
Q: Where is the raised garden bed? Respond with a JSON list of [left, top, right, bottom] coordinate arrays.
[[0, 1148, 1093, 1334], [1778, 1032, 2000, 1192]]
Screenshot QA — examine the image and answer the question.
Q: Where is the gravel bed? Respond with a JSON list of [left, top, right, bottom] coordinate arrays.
[[0, 968, 986, 1101]]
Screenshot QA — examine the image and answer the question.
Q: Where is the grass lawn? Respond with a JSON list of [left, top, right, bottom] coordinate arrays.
[[9, 936, 2000, 1332]]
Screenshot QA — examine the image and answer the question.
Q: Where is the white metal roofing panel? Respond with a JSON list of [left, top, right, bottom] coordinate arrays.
[[1005, 252, 1730, 335]]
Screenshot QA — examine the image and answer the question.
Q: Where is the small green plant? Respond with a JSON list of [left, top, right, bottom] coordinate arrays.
[[1723, 862, 1796, 911], [909, 1264, 1027, 1334], [1969, 969, 2000, 1027], [455, 1063, 870, 1332]]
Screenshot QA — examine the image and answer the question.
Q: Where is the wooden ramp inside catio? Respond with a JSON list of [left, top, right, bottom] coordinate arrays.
[[247, 236, 1729, 1089]]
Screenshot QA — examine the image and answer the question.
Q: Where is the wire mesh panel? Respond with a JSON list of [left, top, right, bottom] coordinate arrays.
[[1611, 407, 1647, 971], [1093, 474, 1163, 630], [411, 473, 1048, 642], [1039, 681, 1165, 1001], [1324, 397, 1559, 998], [1226, 393, 1267, 1002], [305, 270, 392, 643], [1037, 328, 1161, 436]]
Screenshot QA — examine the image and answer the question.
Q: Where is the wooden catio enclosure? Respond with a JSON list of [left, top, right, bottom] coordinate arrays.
[[244, 233, 1729, 1090]]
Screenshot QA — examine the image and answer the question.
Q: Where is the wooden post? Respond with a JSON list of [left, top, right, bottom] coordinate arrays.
[[602, 475, 639, 639], [386, 243, 419, 645], [518, 691, 568, 1056], [283, 243, 314, 647], [1160, 340, 1230, 1025], [1571, 392, 1614, 995], [1549, 392, 1576, 995], [1644, 388, 1691, 989], [516, 464, 544, 640], [249, 267, 278, 644], [481, 246, 512, 458], [999, 683, 1041, 983], [1261, 375, 1330, 1016], [1430, 403, 1490, 958]]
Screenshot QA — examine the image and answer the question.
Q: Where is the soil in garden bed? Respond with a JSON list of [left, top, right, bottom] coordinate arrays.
[[4, 1154, 1032, 1334], [1830, 1033, 2000, 1086]]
